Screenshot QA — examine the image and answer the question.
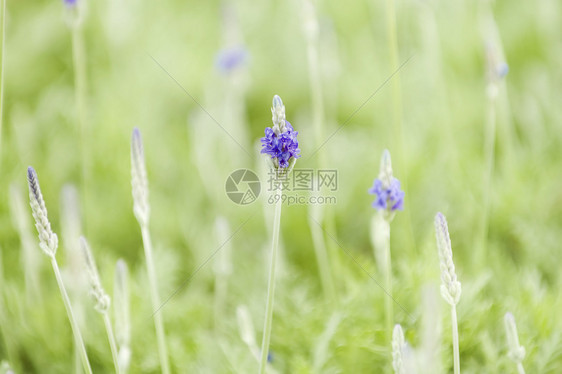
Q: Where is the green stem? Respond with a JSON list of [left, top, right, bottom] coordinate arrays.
[[71, 26, 87, 147], [51, 258, 92, 374], [306, 35, 324, 163], [382, 219, 393, 349], [0, 248, 18, 364], [103, 312, 121, 374], [0, 0, 6, 165], [371, 214, 393, 364], [74, 343, 81, 374], [305, 12, 338, 306], [451, 305, 460, 374], [259, 189, 283, 374], [71, 25, 90, 232], [384, 0, 416, 260], [140, 225, 171, 374], [480, 93, 496, 262], [213, 273, 227, 329], [309, 215, 337, 306], [384, 0, 402, 165], [516, 362, 525, 374]]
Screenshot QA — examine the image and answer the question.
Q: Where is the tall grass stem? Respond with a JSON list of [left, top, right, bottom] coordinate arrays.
[[308, 212, 337, 305], [72, 27, 87, 145], [0, 0, 6, 162], [383, 0, 416, 260], [303, 0, 338, 305], [371, 214, 393, 350], [384, 229, 393, 347], [71, 26, 89, 231], [259, 189, 282, 374], [451, 305, 460, 374], [480, 94, 496, 262], [213, 217, 233, 327], [377, 217, 393, 346], [103, 313, 121, 374], [140, 225, 170, 374], [384, 0, 403, 173], [114, 259, 131, 373], [131, 128, 170, 373], [51, 258, 92, 374]]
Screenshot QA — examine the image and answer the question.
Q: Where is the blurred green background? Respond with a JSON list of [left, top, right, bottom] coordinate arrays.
[[1, 0, 561, 372]]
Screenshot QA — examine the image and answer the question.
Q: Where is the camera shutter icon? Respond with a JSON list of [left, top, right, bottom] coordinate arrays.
[[225, 169, 261, 205]]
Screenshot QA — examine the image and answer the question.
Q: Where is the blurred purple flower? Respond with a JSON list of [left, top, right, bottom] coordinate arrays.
[[496, 62, 509, 79], [261, 121, 300, 169], [215, 46, 247, 73], [64, 0, 78, 6], [369, 177, 404, 211]]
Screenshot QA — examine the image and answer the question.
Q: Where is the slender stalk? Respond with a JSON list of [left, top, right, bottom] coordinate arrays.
[[74, 343, 81, 374], [383, 223, 393, 346], [305, 32, 324, 161], [212, 217, 232, 329], [72, 27, 87, 148], [114, 259, 131, 374], [480, 5, 515, 174], [451, 305, 460, 374], [309, 216, 337, 305], [0, 247, 18, 364], [140, 225, 170, 374], [51, 258, 92, 374], [504, 312, 526, 374], [71, 25, 90, 231], [259, 189, 283, 374], [384, 0, 402, 169], [371, 213, 393, 351], [384, 0, 416, 260], [103, 312, 121, 374], [303, 2, 338, 305], [0, 0, 6, 162], [213, 273, 227, 328], [480, 94, 496, 263]]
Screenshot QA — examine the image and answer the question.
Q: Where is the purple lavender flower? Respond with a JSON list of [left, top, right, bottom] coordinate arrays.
[[27, 167, 42, 205], [496, 62, 509, 79], [369, 177, 404, 211], [485, 43, 509, 82], [216, 46, 247, 73], [64, 0, 78, 6], [260, 96, 300, 169], [368, 150, 404, 215]]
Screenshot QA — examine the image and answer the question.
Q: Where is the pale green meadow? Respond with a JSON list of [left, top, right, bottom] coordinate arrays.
[[0, 0, 561, 373]]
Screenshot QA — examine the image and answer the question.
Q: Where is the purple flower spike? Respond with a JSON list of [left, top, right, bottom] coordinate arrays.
[[27, 167, 41, 203], [369, 177, 404, 212], [216, 47, 248, 73], [261, 121, 301, 168], [260, 96, 300, 169], [368, 149, 404, 217], [496, 62, 509, 79]]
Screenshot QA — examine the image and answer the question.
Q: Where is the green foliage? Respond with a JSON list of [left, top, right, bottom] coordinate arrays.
[[1, 0, 561, 372]]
